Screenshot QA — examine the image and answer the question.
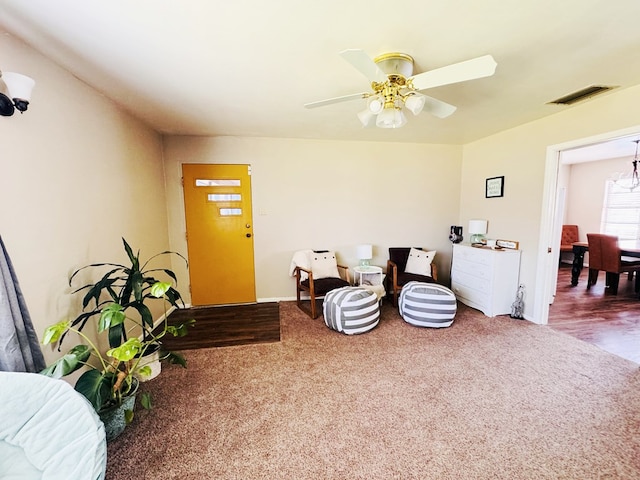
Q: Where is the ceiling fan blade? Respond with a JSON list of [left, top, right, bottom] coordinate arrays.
[[304, 92, 367, 109], [339, 49, 388, 83], [421, 95, 457, 119], [410, 54, 497, 91]]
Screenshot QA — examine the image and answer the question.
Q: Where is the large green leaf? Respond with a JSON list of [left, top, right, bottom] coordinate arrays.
[[107, 338, 142, 362], [40, 344, 91, 378], [150, 281, 171, 298], [131, 270, 144, 302], [122, 238, 137, 265], [76, 369, 113, 410], [99, 303, 126, 332], [140, 392, 153, 410], [42, 320, 71, 345], [108, 322, 126, 349], [167, 318, 196, 337], [129, 302, 153, 329]]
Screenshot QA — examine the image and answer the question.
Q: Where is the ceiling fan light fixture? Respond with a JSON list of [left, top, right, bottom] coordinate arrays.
[[0, 70, 35, 115], [404, 93, 426, 116], [367, 95, 383, 114], [357, 108, 374, 127], [376, 107, 406, 129]]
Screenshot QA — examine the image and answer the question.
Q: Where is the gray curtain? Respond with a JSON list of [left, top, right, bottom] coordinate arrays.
[[0, 236, 46, 372]]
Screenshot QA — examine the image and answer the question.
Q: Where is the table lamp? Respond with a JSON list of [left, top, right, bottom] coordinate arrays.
[[468, 219, 488, 245], [356, 244, 373, 267]]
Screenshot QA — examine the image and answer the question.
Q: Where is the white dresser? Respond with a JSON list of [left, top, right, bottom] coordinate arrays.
[[451, 244, 521, 317]]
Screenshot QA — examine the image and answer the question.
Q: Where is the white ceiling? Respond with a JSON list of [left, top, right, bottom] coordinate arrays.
[[2, 0, 640, 153]]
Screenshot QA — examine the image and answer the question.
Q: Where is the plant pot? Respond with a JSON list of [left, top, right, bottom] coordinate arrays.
[[98, 379, 139, 442], [134, 347, 162, 382]]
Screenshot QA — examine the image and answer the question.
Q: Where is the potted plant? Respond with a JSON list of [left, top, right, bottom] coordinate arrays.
[[40, 238, 194, 441]]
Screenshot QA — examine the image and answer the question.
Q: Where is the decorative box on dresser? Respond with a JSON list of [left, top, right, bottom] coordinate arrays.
[[451, 243, 522, 317]]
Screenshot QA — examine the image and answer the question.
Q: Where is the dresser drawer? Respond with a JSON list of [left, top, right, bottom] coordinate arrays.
[[453, 245, 494, 267], [451, 269, 492, 293], [451, 283, 488, 310], [452, 258, 494, 281]]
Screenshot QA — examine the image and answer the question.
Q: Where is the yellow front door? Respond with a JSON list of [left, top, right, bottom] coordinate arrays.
[[182, 164, 256, 306]]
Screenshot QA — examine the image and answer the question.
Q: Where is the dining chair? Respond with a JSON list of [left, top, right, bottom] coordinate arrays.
[[586, 233, 640, 294], [559, 224, 579, 265]]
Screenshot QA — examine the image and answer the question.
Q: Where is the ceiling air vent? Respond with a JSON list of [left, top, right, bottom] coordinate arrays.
[[548, 85, 617, 105]]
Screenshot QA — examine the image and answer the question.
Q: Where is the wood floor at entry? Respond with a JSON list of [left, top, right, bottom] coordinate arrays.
[[182, 164, 256, 306]]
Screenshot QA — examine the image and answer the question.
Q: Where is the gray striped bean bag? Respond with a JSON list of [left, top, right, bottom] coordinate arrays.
[[323, 286, 380, 335], [398, 281, 457, 328]]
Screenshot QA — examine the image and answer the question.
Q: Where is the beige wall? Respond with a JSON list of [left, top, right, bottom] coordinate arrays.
[[566, 156, 633, 240], [6, 21, 640, 366], [163, 136, 463, 303], [461, 84, 640, 322], [1, 31, 170, 364]]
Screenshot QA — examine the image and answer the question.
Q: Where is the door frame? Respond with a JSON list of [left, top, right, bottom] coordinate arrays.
[[534, 124, 640, 325]]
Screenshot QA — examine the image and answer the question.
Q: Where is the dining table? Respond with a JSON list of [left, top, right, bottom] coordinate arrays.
[[571, 240, 640, 286]]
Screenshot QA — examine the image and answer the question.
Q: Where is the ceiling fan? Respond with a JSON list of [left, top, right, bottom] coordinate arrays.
[[304, 49, 497, 128]]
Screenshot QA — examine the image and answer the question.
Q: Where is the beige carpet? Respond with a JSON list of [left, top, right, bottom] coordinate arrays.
[[106, 301, 640, 479]]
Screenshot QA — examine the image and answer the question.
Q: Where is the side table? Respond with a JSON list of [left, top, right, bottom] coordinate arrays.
[[353, 265, 384, 287]]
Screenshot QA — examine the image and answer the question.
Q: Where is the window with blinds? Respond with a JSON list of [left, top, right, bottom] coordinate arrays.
[[601, 180, 640, 241]]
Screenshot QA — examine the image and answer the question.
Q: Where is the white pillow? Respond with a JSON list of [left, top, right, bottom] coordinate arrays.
[[404, 248, 436, 276], [310, 251, 340, 279]]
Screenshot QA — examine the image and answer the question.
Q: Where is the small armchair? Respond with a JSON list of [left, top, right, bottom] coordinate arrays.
[[386, 247, 438, 307], [292, 250, 350, 319], [586, 233, 640, 294], [559, 225, 579, 265]]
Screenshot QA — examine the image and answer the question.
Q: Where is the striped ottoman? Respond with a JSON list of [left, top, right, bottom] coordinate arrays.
[[323, 286, 380, 335], [398, 281, 457, 328]]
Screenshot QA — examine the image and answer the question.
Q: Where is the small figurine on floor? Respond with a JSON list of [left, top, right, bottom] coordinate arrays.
[[510, 284, 525, 319]]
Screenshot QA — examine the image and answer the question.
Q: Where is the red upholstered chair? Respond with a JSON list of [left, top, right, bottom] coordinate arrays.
[[586, 233, 640, 294], [386, 247, 438, 306], [559, 225, 579, 264]]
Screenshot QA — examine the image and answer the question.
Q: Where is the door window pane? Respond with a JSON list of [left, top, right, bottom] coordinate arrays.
[[207, 194, 241, 202], [196, 179, 241, 187], [220, 208, 242, 216]]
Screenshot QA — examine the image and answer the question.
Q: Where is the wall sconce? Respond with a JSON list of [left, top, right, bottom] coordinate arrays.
[[356, 244, 373, 267], [0, 70, 35, 116], [468, 219, 488, 245]]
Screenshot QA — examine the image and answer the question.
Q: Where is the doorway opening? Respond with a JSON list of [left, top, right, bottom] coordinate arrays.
[[535, 125, 640, 325]]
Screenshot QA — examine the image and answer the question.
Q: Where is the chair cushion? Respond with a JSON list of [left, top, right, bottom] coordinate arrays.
[[399, 281, 457, 328], [404, 248, 436, 276], [301, 277, 350, 295], [396, 272, 436, 287], [310, 251, 340, 279], [323, 287, 380, 335]]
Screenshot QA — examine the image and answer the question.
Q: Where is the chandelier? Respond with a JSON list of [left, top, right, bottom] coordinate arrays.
[[0, 70, 36, 116], [612, 139, 640, 191]]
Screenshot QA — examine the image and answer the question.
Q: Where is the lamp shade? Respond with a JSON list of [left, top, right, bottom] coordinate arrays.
[[356, 244, 373, 260], [468, 219, 488, 235], [376, 108, 407, 128], [3, 72, 35, 101], [405, 93, 426, 116], [357, 109, 374, 127]]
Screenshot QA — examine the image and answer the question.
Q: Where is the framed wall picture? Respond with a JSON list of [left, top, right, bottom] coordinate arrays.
[[485, 176, 505, 198]]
